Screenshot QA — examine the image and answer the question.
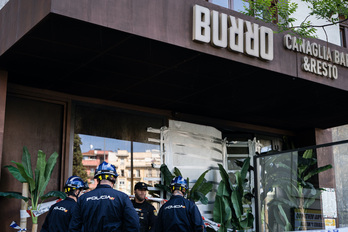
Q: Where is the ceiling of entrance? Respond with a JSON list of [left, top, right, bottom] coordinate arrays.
[[1, 14, 348, 132]]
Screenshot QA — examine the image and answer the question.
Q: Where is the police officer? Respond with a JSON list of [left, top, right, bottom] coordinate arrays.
[[41, 175, 88, 232], [155, 176, 205, 232], [69, 161, 139, 232], [132, 182, 157, 232]]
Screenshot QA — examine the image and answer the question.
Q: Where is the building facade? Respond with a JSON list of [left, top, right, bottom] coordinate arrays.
[[1, 0, 348, 231]]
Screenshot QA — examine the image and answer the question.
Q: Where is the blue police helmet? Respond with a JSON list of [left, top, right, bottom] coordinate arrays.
[[170, 176, 188, 192], [94, 161, 119, 179], [64, 176, 89, 191]]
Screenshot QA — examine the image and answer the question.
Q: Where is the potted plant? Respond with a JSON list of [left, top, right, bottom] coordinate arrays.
[[0, 146, 65, 232], [155, 164, 213, 204], [213, 157, 254, 232]]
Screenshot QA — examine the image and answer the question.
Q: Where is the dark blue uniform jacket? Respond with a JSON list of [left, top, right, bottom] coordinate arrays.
[[155, 195, 204, 232], [69, 184, 139, 232], [132, 199, 157, 232], [41, 197, 76, 232]]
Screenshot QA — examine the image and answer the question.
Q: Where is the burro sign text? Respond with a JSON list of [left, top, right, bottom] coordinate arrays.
[[192, 4, 274, 61], [284, 34, 348, 80]]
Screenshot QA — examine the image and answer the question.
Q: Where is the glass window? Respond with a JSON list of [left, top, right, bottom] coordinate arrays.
[[209, 0, 248, 12], [233, 0, 248, 12], [73, 103, 164, 195], [147, 169, 152, 177], [211, 0, 229, 8], [135, 170, 140, 178], [256, 146, 337, 231], [340, 26, 346, 47]]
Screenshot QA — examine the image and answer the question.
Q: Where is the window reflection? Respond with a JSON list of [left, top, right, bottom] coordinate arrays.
[[209, 0, 248, 12], [77, 134, 161, 196], [233, 0, 248, 12], [211, 0, 229, 8]]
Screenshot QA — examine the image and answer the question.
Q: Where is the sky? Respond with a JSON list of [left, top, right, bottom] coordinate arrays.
[[78, 134, 160, 153]]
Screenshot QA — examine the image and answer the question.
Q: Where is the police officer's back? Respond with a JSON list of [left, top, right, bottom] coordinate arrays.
[[69, 161, 139, 232], [41, 176, 88, 232], [155, 176, 205, 232], [132, 182, 157, 232]]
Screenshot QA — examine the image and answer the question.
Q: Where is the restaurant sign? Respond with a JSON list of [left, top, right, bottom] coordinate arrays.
[[192, 5, 274, 61], [193, 5, 348, 80], [284, 34, 348, 79]]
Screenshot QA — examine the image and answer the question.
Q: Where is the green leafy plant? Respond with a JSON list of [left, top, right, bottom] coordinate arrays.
[[155, 164, 212, 204], [242, 0, 348, 39], [262, 149, 332, 231], [213, 157, 254, 232], [0, 146, 65, 232]]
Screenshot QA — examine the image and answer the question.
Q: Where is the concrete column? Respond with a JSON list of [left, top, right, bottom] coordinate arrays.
[[315, 128, 335, 188]]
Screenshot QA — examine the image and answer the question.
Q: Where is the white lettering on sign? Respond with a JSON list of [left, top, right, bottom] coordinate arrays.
[[193, 4, 274, 61], [284, 34, 348, 79]]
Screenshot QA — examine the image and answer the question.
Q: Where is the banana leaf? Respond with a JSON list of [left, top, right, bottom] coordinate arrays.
[[173, 167, 182, 177], [41, 191, 66, 201], [42, 152, 59, 196], [304, 164, 332, 181], [302, 149, 313, 159], [160, 164, 174, 185], [11, 161, 36, 193], [193, 191, 209, 204], [0, 191, 29, 201], [22, 146, 34, 180], [2, 146, 61, 230], [196, 180, 213, 196], [213, 195, 232, 228], [189, 169, 210, 196], [231, 188, 243, 218], [34, 150, 46, 207], [240, 157, 250, 181], [154, 183, 171, 193], [4, 165, 27, 183], [278, 204, 292, 231], [240, 212, 254, 228], [218, 164, 232, 193], [217, 180, 230, 197]]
